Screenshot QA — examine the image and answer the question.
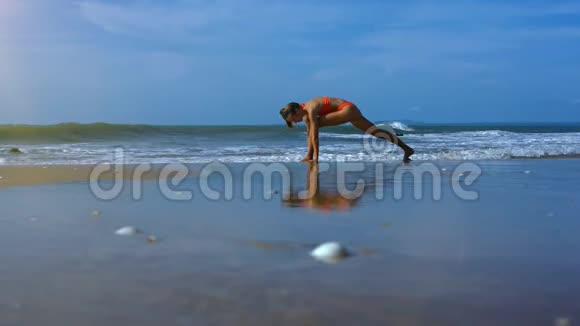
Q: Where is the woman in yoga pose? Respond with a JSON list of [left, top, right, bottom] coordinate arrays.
[[279, 96, 415, 162]]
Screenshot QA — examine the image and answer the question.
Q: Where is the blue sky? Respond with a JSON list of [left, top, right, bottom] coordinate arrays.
[[1, 0, 579, 124]]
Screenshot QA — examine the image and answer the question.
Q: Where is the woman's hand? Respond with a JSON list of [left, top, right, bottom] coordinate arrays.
[[300, 153, 314, 162]]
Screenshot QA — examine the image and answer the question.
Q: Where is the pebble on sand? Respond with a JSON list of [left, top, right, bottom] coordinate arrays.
[[310, 242, 350, 264], [555, 317, 570, 326], [451, 173, 464, 183], [115, 226, 140, 236]]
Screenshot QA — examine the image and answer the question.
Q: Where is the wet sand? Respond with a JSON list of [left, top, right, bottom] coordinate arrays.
[[0, 160, 579, 325], [0, 164, 203, 188]]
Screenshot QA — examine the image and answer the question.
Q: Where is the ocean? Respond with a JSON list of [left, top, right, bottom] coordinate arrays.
[[1, 122, 580, 165]]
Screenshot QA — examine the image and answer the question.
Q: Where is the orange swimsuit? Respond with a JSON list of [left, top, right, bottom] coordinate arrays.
[[300, 96, 354, 116]]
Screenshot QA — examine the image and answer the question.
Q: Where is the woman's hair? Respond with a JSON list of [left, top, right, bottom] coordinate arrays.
[[279, 102, 301, 128]]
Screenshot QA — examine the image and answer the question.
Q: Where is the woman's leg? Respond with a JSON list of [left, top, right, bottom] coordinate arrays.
[[351, 116, 415, 162], [317, 106, 362, 127], [317, 106, 415, 162]]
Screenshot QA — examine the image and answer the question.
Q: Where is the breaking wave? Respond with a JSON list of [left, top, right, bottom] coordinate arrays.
[[2, 123, 580, 165]]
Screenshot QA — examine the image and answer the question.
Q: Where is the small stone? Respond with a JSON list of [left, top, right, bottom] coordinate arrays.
[[451, 173, 464, 183], [91, 210, 102, 216], [147, 236, 158, 243], [555, 317, 570, 326], [115, 226, 139, 236]]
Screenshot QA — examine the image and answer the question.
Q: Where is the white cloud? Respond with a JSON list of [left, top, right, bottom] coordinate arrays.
[[356, 1, 580, 77], [75, 1, 580, 80], [78, 1, 230, 39], [77, 0, 348, 40]]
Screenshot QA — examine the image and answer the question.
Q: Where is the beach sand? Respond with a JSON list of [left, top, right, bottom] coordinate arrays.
[[0, 164, 202, 188], [1, 160, 579, 325]]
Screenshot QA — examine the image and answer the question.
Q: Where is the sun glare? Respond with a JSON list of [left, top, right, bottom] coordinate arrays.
[[0, 1, 23, 20]]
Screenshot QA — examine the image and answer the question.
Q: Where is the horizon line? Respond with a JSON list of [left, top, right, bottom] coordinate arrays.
[[1, 121, 580, 127]]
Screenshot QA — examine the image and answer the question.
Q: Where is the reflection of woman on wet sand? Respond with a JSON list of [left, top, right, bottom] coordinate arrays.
[[283, 162, 360, 211]]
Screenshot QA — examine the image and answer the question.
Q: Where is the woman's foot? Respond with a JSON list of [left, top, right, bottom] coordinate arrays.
[[403, 146, 415, 163]]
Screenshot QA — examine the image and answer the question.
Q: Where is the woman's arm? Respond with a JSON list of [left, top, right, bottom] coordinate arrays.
[[307, 111, 320, 162], [301, 116, 314, 162], [299, 102, 321, 162]]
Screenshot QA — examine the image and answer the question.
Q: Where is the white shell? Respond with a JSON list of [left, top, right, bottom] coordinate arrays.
[[555, 317, 571, 326], [115, 226, 139, 236], [310, 242, 349, 263]]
